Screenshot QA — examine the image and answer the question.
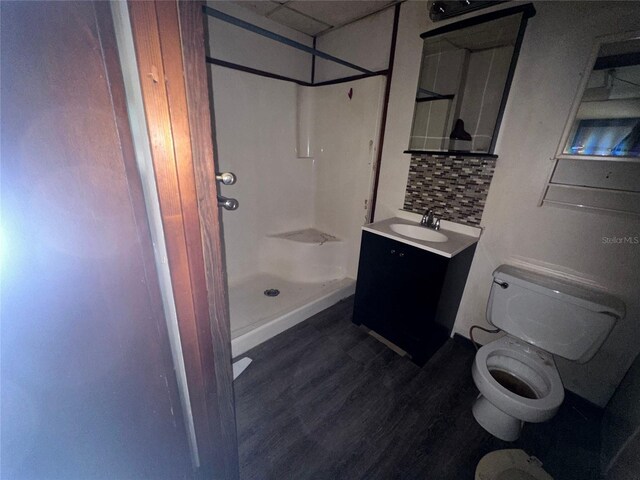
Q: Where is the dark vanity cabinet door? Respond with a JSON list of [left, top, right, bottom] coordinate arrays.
[[353, 231, 458, 365]]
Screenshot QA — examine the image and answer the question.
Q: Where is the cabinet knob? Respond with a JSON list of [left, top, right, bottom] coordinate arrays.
[[399, 252, 405, 257], [390, 249, 395, 254]]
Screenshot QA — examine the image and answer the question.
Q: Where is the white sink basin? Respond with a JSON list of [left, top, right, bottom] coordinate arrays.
[[389, 223, 449, 243]]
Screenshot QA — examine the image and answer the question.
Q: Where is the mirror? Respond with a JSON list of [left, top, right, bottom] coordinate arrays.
[[407, 6, 534, 155], [561, 37, 640, 158]]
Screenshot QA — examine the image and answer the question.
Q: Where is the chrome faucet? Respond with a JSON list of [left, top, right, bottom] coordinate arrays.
[[421, 208, 441, 231]]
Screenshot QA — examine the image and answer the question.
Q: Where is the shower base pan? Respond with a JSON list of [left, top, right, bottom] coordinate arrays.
[[229, 273, 355, 357]]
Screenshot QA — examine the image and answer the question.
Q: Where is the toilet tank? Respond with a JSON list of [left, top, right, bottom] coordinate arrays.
[[488, 265, 625, 363]]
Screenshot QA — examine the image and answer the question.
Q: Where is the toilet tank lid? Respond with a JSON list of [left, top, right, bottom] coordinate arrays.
[[493, 265, 625, 319]]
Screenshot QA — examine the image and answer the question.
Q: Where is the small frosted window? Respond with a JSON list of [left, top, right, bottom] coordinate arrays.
[[566, 118, 640, 157], [561, 39, 640, 159], [543, 35, 640, 216]]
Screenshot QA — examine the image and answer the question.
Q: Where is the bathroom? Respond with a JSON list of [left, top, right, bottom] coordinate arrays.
[[1, 0, 639, 478], [207, 1, 640, 478]]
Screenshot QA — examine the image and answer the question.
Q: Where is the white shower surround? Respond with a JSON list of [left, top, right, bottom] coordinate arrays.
[[261, 228, 347, 282], [210, 59, 384, 356], [229, 228, 354, 356]]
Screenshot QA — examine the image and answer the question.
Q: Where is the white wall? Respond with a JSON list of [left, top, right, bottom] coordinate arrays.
[[315, 6, 394, 82], [325, 1, 426, 221], [319, 1, 640, 406], [313, 77, 385, 277], [208, 3, 316, 282], [211, 67, 315, 282], [208, 2, 383, 284], [212, 75, 384, 284]]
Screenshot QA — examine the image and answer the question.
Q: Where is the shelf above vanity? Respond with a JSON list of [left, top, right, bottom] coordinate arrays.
[[403, 150, 499, 159]]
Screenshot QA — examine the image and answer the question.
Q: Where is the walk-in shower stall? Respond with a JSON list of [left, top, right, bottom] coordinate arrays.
[[205, 3, 395, 356]]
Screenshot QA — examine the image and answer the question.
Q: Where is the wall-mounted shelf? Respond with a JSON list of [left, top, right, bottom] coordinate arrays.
[[404, 150, 498, 159]]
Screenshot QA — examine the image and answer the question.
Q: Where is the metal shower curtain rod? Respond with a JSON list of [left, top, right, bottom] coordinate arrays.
[[205, 56, 388, 87], [202, 5, 377, 78]]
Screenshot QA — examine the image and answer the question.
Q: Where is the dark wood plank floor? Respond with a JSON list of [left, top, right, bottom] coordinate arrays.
[[234, 297, 602, 479]]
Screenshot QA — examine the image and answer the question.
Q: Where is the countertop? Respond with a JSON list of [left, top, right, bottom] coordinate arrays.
[[362, 214, 481, 258]]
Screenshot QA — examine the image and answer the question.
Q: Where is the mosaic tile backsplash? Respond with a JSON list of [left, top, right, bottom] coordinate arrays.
[[403, 154, 497, 227]]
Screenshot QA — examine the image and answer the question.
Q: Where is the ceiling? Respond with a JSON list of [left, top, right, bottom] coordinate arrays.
[[231, 0, 400, 36], [423, 14, 521, 56]]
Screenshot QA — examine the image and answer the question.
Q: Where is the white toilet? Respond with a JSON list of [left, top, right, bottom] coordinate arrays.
[[472, 265, 625, 441], [475, 449, 553, 480]]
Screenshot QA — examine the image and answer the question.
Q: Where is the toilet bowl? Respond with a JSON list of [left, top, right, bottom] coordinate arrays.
[[471, 336, 564, 441], [470, 265, 624, 441]]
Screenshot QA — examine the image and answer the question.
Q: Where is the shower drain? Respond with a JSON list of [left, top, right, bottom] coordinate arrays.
[[264, 288, 280, 297]]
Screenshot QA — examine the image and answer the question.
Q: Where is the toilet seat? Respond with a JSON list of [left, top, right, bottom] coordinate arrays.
[[472, 336, 564, 423], [475, 449, 553, 480]]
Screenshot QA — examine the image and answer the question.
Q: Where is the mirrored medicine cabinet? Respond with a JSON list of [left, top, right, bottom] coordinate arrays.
[[406, 4, 535, 157]]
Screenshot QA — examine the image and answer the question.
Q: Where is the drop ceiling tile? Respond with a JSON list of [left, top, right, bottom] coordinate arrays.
[[268, 6, 329, 36], [287, 1, 394, 28], [235, 1, 281, 16]]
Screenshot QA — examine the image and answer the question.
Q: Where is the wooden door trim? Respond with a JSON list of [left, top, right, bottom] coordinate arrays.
[[126, 1, 238, 478], [94, 2, 191, 451], [175, 4, 240, 475]]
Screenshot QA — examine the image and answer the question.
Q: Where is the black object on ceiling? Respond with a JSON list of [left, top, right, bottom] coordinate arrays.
[[428, 0, 507, 22]]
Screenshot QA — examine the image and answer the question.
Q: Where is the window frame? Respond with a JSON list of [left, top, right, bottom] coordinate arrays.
[[552, 30, 640, 165], [539, 30, 640, 217]]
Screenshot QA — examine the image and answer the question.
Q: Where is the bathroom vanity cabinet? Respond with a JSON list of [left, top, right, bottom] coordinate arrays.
[[353, 230, 476, 366]]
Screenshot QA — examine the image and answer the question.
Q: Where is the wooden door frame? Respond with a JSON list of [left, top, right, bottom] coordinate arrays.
[[126, 1, 238, 478]]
